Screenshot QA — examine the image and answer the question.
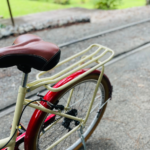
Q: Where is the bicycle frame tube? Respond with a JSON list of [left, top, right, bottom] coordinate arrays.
[[0, 74, 28, 150], [23, 100, 84, 122], [84, 65, 104, 125]]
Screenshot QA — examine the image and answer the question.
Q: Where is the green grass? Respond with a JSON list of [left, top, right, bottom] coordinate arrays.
[[0, 0, 94, 18], [117, 0, 146, 9], [0, 0, 146, 19]]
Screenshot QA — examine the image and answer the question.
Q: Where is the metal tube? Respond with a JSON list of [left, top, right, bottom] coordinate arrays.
[[6, 0, 15, 26], [46, 124, 81, 150], [7, 73, 28, 150], [83, 65, 104, 125], [23, 100, 84, 122], [22, 73, 28, 87], [8, 86, 27, 150]]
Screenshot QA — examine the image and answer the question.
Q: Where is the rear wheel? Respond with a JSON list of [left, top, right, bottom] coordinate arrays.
[[28, 73, 110, 150]]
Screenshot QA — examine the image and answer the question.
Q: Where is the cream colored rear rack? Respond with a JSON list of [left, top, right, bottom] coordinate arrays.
[[27, 44, 114, 92]]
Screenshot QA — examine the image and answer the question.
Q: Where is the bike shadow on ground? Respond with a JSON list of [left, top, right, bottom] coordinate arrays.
[[79, 138, 119, 150]]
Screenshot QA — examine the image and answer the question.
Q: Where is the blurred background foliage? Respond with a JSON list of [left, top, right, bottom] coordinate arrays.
[[94, 0, 122, 9], [54, 0, 70, 4], [0, 0, 148, 19]]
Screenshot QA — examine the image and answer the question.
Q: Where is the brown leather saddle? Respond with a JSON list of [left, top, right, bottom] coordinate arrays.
[[0, 34, 60, 73]]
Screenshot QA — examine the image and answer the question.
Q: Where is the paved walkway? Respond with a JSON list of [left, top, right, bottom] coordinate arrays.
[[1, 46, 150, 150]]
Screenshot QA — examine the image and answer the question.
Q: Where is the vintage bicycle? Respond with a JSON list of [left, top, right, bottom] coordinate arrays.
[[0, 34, 114, 150]]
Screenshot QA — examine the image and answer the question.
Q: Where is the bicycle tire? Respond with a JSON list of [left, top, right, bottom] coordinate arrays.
[[25, 70, 112, 150]]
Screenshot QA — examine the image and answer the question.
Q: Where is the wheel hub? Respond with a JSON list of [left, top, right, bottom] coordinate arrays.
[[62, 109, 80, 131]]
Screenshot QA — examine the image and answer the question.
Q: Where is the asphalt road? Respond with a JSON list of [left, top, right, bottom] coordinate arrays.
[[0, 45, 150, 150]]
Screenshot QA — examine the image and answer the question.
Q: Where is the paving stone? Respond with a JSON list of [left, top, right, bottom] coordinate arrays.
[[12, 26, 19, 35], [31, 22, 37, 30], [43, 20, 52, 28], [35, 22, 44, 30], [18, 26, 25, 34], [0, 28, 11, 37], [24, 24, 34, 32]]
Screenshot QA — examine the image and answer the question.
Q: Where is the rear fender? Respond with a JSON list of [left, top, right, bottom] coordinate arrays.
[[43, 69, 112, 102]]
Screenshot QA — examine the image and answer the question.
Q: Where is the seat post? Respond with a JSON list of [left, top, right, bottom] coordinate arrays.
[[8, 73, 29, 150], [21, 73, 28, 87]]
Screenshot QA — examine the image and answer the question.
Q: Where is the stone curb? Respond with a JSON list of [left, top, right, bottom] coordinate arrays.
[[0, 15, 90, 39]]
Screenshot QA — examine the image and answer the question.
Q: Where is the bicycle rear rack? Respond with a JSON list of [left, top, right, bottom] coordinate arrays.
[[24, 44, 114, 150], [27, 44, 114, 92]]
